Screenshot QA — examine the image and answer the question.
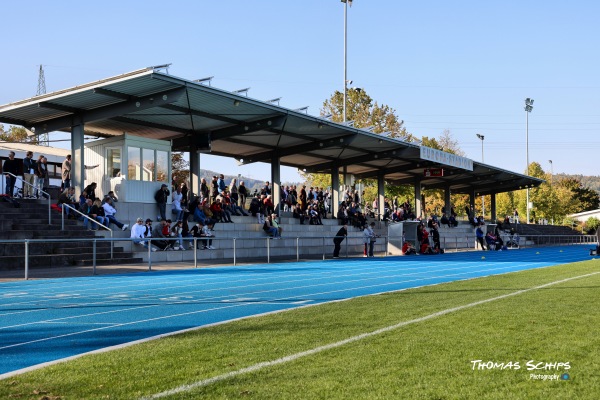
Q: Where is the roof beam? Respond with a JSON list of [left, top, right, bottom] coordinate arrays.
[[93, 87, 133, 100], [161, 104, 242, 125], [305, 147, 408, 173], [0, 116, 29, 127], [110, 116, 191, 135], [210, 115, 287, 141], [33, 86, 186, 133], [37, 102, 81, 113], [243, 133, 358, 164], [93, 87, 242, 125], [353, 160, 437, 180]]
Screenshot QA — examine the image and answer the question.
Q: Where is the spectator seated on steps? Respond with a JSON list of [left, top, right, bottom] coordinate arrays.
[[337, 203, 349, 225], [101, 197, 129, 231], [308, 205, 323, 225], [57, 187, 78, 218], [485, 231, 500, 251], [263, 215, 280, 238], [293, 205, 307, 224], [402, 241, 417, 255], [82, 198, 108, 230], [193, 202, 216, 226], [210, 198, 233, 223], [151, 219, 172, 250], [130, 217, 157, 251]]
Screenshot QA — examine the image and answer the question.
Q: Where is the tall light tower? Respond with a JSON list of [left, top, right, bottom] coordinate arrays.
[[341, 0, 353, 123], [524, 98, 534, 224], [476, 134, 485, 217], [36, 65, 49, 146]]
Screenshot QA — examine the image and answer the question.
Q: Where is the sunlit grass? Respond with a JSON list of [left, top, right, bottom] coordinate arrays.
[[1, 260, 599, 399]]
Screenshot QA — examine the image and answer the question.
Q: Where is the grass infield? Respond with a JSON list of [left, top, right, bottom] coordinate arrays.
[[1, 259, 599, 399]]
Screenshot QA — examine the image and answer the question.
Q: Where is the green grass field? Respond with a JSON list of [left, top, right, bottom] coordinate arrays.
[[2, 259, 599, 400]]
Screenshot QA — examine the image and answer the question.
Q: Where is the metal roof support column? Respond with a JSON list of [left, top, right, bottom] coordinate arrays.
[[189, 150, 200, 201], [71, 123, 85, 193], [414, 179, 422, 221], [271, 155, 281, 215], [331, 167, 340, 219], [469, 192, 476, 220], [490, 192, 497, 223], [342, 166, 348, 192], [377, 174, 385, 222], [444, 186, 451, 217]]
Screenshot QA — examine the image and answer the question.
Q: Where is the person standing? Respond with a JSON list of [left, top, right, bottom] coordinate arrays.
[[363, 222, 376, 257], [61, 154, 72, 191], [200, 178, 209, 203], [171, 186, 184, 221], [2, 151, 18, 196], [35, 155, 48, 198], [475, 224, 487, 250], [23, 151, 36, 198], [238, 181, 248, 209], [333, 224, 348, 258], [154, 183, 170, 221]]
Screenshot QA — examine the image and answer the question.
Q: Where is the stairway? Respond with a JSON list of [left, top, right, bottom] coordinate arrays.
[[0, 198, 142, 270]]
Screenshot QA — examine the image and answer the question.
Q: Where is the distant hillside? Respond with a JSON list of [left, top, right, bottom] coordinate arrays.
[[555, 173, 600, 194]]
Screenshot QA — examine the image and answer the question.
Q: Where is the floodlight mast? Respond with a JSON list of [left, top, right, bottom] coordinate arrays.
[[476, 134, 485, 217], [524, 98, 534, 224], [341, 0, 353, 122]]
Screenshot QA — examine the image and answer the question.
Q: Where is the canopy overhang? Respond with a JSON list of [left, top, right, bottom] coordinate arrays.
[[0, 67, 543, 195]]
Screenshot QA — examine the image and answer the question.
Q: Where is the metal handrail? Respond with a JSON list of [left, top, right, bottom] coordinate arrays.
[[1, 234, 597, 280], [0, 234, 390, 279], [61, 203, 114, 259], [4, 172, 51, 224]]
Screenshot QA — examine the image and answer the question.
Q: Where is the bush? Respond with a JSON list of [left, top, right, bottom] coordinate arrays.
[[584, 216, 600, 234]]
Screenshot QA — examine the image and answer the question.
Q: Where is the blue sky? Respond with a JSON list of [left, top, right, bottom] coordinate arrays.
[[1, 1, 598, 182]]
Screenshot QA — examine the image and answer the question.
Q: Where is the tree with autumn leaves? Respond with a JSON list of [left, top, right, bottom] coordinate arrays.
[[303, 89, 598, 224]]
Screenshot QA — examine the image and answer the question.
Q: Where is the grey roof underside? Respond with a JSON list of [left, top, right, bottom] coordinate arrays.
[[0, 69, 543, 195]]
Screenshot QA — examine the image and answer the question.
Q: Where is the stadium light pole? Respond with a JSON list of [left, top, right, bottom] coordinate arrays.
[[476, 134, 485, 217], [341, 0, 353, 123], [524, 98, 534, 224]]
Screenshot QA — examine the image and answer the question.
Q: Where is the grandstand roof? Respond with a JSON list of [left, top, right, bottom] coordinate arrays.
[[0, 67, 543, 195]]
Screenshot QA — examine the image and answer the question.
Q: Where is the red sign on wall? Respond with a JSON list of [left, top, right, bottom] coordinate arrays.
[[424, 168, 444, 177]]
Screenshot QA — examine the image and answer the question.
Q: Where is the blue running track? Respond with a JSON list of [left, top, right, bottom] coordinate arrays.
[[0, 245, 593, 377]]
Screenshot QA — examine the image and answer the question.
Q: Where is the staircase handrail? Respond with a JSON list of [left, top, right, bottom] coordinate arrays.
[[4, 172, 51, 225]]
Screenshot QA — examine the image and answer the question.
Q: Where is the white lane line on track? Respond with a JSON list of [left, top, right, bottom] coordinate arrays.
[[0, 252, 577, 331], [1, 246, 580, 300], [0, 248, 581, 312], [140, 270, 600, 399], [1, 249, 570, 313], [0, 261, 565, 349], [0, 260, 543, 331]]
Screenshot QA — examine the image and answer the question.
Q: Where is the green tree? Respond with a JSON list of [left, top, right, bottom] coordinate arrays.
[[171, 152, 189, 187], [321, 89, 409, 139], [0, 124, 37, 143]]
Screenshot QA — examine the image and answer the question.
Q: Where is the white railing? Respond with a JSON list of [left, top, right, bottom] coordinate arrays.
[[61, 204, 114, 259], [4, 172, 52, 224], [0, 235, 387, 280]]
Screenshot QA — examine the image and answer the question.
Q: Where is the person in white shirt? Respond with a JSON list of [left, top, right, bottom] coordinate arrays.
[[363, 222, 376, 257], [130, 217, 155, 251], [102, 197, 129, 231], [172, 188, 184, 221]]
